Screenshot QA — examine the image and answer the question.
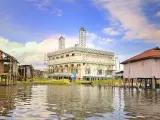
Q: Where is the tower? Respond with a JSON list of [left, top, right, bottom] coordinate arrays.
[[79, 27, 86, 48], [59, 36, 65, 49]]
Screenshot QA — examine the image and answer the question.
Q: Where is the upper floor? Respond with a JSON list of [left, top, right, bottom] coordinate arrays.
[[47, 48, 114, 65]]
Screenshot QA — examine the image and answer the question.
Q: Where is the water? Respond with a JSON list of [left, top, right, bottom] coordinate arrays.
[[0, 85, 160, 120]]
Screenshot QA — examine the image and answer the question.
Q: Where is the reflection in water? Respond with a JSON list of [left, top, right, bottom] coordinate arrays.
[[0, 85, 160, 120]]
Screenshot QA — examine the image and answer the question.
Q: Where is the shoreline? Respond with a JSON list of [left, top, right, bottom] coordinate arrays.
[[16, 78, 123, 86]]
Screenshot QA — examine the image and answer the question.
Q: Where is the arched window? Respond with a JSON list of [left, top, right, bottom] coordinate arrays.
[[72, 53, 75, 56], [85, 65, 91, 75], [97, 65, 103, 75]]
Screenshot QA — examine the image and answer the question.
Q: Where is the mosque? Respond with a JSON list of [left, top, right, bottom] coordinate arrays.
[[47, 27, 115, 80]]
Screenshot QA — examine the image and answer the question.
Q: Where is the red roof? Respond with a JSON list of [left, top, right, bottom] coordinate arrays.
[[121, 47, 160, 64]]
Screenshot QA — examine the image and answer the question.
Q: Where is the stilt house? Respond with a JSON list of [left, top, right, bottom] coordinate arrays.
[[18, 65, 33, 80], [121, 47, 160, 89], [0, 50, 19, 85]]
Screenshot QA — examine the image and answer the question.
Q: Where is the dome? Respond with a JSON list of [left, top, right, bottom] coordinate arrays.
[[59, 36, 65, 39], [80, 27, 86, 31]]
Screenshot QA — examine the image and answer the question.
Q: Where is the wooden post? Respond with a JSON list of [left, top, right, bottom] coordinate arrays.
[[145, 79, 147, 89], [5, 76, 7, 86], [131, 79, 133, 88], [136, 78, 139, 90], [123, 78, 125, 87], [152, 76, 156, 90], [24, 66, 25, 80]]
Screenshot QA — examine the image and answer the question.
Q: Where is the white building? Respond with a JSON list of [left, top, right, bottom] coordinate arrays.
[[47, 28, 115, 80]]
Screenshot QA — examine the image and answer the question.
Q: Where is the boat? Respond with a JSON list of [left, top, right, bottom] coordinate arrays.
[[81, 81, 92, 85]]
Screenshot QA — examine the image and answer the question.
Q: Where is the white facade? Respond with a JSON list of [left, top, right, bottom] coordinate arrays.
[[123, 59, 160, 78], [59, 36, 65, 49], [79, 27, 86, 48], [47, 47, 114, 80], [47, 28, 114, 80]]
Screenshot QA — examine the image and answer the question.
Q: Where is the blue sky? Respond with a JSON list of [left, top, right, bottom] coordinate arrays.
[[0, 0, 160, 70]]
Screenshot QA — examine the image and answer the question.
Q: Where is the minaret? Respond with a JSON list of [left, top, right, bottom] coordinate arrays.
[[79, 27, 86, 48], [59, 36, 65, 49]]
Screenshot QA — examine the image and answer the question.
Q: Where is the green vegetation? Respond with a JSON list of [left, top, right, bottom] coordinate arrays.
[[92, 79, 123, 86], [17, 78, 123, 86], [17, 78, 70, 85]]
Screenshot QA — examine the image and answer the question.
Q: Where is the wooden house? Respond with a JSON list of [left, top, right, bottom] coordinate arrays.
[[18, 65, 33, 81], [0, 50, 19, 85], [121, 47, 160, 89]]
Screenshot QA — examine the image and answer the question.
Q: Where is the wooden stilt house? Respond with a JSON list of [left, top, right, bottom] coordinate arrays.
[[121, 47, 160, 89], [0, 50, 19, 85], [18, 65, 33, 81]]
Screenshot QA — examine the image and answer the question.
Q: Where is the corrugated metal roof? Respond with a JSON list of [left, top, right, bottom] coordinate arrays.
[[121, 47, 160, 64], [47, 47, 114, 56], [0, 50, 19, 63]]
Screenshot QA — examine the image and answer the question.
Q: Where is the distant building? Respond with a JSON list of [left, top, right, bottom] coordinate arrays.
[[115, 71, 124, 79], [121, 47, 160, 79], [47, 27, 115, 80], [33, 70, 44, 78], [18, 65, 33, 79]]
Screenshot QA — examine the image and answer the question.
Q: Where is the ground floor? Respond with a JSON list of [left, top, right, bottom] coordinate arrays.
[[47, 63, 113, 80]]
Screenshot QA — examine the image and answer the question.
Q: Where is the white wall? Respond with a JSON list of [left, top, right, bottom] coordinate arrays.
[[124, 59, 160, 78], [48, 51, 114, 66]]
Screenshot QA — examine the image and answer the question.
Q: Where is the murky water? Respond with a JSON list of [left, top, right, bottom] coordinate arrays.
[[0, 85, 160, 120]]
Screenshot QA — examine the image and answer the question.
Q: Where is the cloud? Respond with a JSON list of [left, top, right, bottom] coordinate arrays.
[[86, 32, 115, 50], [92, 0, 160, 43], [51, 8, 62, 16], [0, 31, 114, 70], [102, 27, 120, 36], [156, 11, 160, 17], [25, 0, 62, 16], [0, 35, 78, 70]]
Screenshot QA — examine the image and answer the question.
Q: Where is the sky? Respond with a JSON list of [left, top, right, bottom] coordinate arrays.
[[0, 0, 160, 70]]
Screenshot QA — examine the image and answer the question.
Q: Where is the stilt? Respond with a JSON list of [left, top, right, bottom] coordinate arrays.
[[136, 78, 139, 90], [152, 76, 156, 90], [131, 79, 133, 88], [145, 79, 147, 89]]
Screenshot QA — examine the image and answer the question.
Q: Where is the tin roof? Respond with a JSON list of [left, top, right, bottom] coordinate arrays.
[[121, 47, 160, 64], [47, 46, 114, 56], [0, 50, 19, 63]]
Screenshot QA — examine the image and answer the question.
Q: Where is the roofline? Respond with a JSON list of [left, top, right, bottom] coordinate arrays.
[[0, 50, 19, 63], [121, 47, 160, 64], [121, 56, 160, 64], [47, 46, 114, 56]]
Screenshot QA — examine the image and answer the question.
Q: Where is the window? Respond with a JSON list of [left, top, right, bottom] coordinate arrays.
[[85, 68, 91, 75], [76, 69, 78, 74], [61, 55, 64, 58], [56, 57, 59, 59], [72, 53, 75, 56], [66, 54, 69, 57], [107, 71, 112, 75], [97, 70, 102, 75]]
